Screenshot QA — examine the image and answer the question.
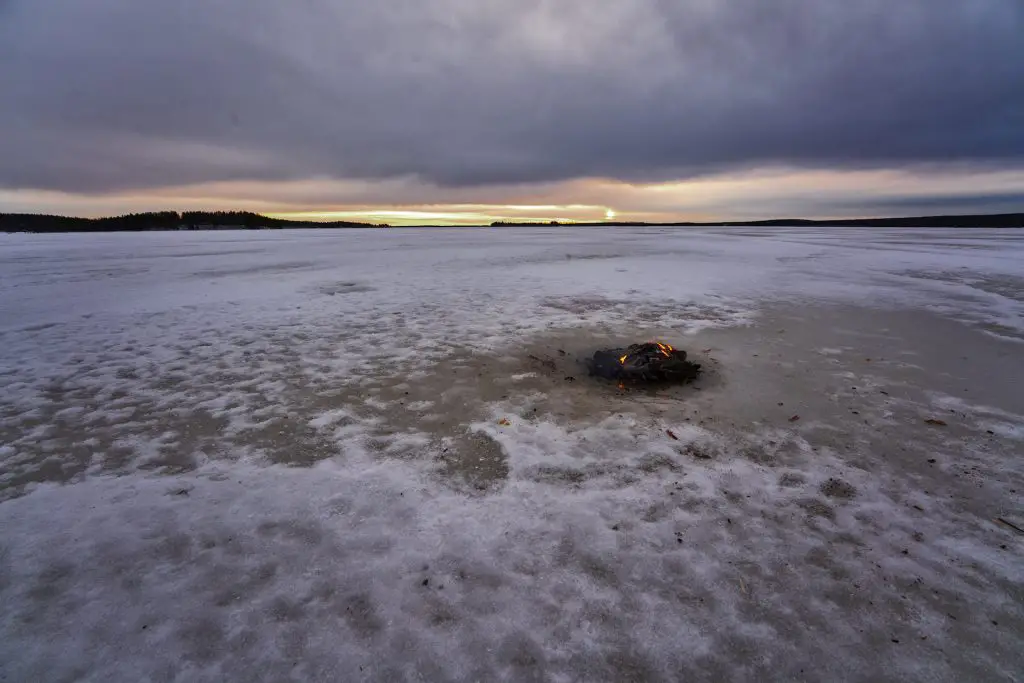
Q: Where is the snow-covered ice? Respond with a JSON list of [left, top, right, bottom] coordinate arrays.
[[1, 226, 1023, 681]]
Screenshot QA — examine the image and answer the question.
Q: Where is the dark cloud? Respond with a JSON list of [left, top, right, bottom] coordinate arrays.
[[825, 192, 1024, 216], [1, 0, 1022, 195]]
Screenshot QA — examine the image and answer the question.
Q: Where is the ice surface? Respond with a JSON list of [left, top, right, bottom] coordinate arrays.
[[1, 226, 1023, 681]]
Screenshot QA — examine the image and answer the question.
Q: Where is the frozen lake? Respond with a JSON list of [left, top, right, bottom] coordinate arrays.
[[1, 226, 1023, 681]]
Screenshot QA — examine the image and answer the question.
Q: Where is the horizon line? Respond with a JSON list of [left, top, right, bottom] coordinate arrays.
[[2, 208, 1023, 230]]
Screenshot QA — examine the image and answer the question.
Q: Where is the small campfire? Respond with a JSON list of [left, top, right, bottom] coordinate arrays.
[[588, 341, 701, 384]]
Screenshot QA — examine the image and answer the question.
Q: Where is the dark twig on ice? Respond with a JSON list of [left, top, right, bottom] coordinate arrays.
[[995, 518, 1024, 535]]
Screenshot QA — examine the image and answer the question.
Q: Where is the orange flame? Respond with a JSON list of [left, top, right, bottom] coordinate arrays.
[[656, 342, 674, 357], [619, 354, 628, 364]]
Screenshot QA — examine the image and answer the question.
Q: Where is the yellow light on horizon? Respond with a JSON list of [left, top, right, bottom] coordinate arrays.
[[266, 203, 614, 226], [605, 208, 617, 220]]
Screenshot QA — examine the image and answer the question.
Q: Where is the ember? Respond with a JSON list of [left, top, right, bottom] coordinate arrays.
[[588, 342, 701, 384]]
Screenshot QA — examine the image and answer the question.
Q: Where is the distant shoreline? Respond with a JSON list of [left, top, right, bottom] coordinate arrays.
[[491, 213, 1024, 229], [1, 210, 1021, 233]]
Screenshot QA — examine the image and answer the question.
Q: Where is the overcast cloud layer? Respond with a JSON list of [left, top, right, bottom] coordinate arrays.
[[1, 0, 1023, 203]]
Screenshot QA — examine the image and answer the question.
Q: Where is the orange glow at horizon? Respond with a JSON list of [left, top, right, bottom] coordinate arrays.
[[5, 167, 1023, 224], [266, 204, 620, 226]]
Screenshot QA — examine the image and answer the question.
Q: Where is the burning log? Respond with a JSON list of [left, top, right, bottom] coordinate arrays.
[[588, 342, 701, 384]]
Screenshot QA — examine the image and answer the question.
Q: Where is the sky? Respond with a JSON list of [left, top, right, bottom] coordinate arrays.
[[1, 0, 1023, 225]]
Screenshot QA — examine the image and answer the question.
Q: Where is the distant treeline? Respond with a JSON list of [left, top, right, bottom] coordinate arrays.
[[0, 211, 382, 233], [492, 213, 1024, 228], [2, 210, 1021, 233]]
